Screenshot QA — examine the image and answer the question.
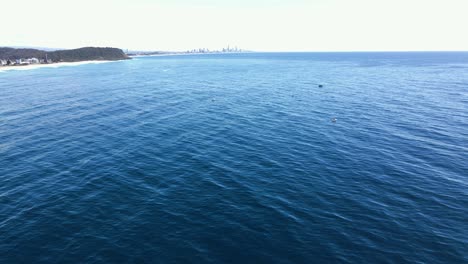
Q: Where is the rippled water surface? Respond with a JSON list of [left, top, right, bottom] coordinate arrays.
[[1, 52, 467, 263]]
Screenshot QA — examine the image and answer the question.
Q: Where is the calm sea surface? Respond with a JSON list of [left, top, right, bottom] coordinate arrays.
[[0, 52, 467, 263]]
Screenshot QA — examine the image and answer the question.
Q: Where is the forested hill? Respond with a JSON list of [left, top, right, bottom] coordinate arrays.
[[0, 47, 130, 62], [48, 47, 130, 62], [0, 48, 46, 60]]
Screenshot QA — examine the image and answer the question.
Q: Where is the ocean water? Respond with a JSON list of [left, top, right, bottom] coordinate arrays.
[[0, 52, 467, 263]]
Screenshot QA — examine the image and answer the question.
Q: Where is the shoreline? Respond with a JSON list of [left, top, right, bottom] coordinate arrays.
[[0, 60, 116, 73]]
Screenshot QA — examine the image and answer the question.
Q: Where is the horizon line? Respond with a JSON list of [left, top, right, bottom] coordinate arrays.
[[2, 46, 468, 53]]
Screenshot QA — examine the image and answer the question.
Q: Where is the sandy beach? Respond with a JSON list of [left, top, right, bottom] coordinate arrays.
[[0, 60, 115, 73]]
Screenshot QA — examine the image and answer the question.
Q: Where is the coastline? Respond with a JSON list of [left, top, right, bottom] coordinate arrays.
[[129, 53, 197, 58], [0, 60, 116, 73], [129, 52, 250, 58]]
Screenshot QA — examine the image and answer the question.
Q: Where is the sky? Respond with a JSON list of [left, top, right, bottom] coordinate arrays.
[[1, 0, 467, 51]]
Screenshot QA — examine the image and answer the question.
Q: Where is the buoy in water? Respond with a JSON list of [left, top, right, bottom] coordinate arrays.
[[318, 84, 323, 88], [331, 118, 337, 123]]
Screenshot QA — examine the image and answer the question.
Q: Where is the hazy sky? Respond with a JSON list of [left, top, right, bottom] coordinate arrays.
[[2, 0, 467, 51]]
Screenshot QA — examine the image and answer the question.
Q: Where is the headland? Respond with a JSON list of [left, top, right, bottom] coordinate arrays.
[[0, 47, 130, 69]]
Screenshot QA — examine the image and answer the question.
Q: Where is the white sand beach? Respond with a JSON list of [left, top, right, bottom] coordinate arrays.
[[0, 60, 115, 73]]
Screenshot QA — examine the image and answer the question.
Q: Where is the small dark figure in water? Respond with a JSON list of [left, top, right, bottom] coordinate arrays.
[[318, 84, 323, 88], [331, 118, 337, 123]]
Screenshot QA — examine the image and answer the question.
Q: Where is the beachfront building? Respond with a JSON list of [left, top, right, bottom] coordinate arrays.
[[17, 58, 41, 65], [40, 58, 53, 64], [0, 60, 6, 66], [28, 58, 40, 64]]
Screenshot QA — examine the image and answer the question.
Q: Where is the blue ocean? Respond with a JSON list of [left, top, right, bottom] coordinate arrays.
[[0, 52, 467, 263]]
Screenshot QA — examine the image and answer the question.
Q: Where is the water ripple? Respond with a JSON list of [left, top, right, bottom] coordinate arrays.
[[1, 53, 467, 263]]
